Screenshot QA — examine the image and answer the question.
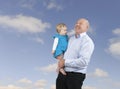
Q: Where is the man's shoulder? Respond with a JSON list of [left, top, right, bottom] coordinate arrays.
[[87, 35, 94, 47], [83, 34, 94, 44]]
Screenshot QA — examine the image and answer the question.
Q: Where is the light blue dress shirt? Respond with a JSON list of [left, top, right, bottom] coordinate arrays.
[[64, 32, 94, 74]]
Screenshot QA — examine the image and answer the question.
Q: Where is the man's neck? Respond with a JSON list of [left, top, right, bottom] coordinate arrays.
[[75, 32, 86, 38]]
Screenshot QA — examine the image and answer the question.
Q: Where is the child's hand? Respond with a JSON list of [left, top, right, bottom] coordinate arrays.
[[52, 50, 55, 54]]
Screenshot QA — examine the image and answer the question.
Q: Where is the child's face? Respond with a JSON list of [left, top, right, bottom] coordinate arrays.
[[60, 26, 67, 35]]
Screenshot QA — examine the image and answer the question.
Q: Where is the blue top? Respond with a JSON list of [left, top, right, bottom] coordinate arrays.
[[53, 34, 68, 58]]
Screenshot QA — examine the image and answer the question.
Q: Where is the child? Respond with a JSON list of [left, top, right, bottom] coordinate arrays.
[[52, 23, 68, 75]]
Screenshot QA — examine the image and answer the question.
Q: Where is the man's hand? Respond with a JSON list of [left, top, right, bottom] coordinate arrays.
[[58, 59, 65, 68]]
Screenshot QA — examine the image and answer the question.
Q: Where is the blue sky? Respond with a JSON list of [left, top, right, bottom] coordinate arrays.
[[0, 0, 120, 89]]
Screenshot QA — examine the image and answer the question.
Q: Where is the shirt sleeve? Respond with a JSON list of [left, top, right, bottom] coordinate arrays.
[[65, 40, 94, 68], [52, 37, 59, 51]]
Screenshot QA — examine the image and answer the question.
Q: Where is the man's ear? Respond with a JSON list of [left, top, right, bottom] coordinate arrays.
[[86, 25, 89, 29]]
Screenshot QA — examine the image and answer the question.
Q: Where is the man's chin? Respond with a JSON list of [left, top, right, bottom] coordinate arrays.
[[75, 33, 80, 35]]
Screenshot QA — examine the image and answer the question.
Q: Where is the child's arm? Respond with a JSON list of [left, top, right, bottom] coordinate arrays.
[[52, 37, 59, 54]]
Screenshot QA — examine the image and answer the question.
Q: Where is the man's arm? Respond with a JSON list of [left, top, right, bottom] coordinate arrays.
[[65, 40, 94, 68]]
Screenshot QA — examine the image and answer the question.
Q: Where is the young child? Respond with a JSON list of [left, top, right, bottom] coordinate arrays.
[[52, 23, 68, 75]]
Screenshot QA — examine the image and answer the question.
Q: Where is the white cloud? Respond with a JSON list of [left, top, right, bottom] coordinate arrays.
[[89, 68, 108, 77], [44, 0, 63, 11], [0, 84, 33, 89], [107, 28, 120, 57], [34, 79, 47, 89], [21, 3, 34, 9], [101, 78, 120, 88], [108, 41, 120, 56], [36, 63, 57, 72], [33, 37, 44, 44], [0, 85, 23, 89], [94, 68, 108, 77], [18, 78, 32, 84], [0, 78, 48, 89], [0, 15, 51, 34], [19, 0, 37, 10], [112, 28, 120, 35], [83, 86, 97, 89], [50, 84, 56, 89]]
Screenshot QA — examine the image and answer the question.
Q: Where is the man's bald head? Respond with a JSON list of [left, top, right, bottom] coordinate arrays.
[[75, 18, 90, 34], [77, 18, 89, 28]]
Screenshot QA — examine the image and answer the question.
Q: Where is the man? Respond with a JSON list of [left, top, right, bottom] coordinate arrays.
[[56, 18, 94, 89]]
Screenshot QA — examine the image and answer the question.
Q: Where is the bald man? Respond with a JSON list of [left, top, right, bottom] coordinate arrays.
[[56, 18, 94, 89]]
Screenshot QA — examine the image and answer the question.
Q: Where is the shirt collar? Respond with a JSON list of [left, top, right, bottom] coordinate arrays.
[[75, 32, 86, 38]]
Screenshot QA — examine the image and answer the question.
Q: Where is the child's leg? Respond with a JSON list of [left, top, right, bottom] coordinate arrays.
[[56, 55, 66, 75]]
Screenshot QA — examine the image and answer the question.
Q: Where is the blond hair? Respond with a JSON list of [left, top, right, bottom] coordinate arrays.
[[56, 23, 66, 33]]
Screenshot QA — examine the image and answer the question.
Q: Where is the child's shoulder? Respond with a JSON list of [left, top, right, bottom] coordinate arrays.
[[53, 33, 60, 38], [53, 34, 68, 39]]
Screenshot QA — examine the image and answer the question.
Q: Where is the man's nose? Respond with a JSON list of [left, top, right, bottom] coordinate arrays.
[[75, 24, 79, 28]]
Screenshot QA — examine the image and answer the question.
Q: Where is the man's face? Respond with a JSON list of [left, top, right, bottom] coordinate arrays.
[[75, 19, 88, 34]]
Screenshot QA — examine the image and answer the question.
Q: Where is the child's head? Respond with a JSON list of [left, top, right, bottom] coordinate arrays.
[[56, 23, 67, 35]]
